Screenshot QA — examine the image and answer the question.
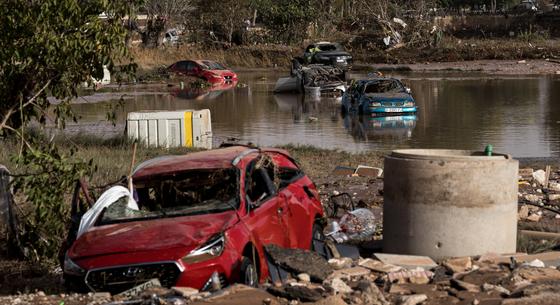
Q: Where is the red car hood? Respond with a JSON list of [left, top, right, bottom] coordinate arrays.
[[69, 211, 238, 260]]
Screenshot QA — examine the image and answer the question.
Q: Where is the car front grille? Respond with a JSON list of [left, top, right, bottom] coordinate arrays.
[[85, 262, 182, 294], [382, 102, 404, 107], [224, 75, 233, 80]]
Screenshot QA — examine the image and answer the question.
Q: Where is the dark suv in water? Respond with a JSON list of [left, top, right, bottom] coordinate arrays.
[[303, 42, 352, 69]]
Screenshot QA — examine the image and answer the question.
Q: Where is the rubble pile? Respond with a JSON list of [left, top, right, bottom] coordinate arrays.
[[517, 167, 560, 231], [3, 250, 560, 305]]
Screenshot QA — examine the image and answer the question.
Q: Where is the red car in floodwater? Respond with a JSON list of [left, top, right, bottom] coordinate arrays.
[[168, 60, 238, 84], [63, 146, 324, 293]]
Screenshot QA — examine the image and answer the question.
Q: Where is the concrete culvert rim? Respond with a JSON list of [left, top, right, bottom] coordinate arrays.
[[390, 149, 512, 161]]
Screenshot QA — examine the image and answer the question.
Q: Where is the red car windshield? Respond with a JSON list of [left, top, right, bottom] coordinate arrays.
[[200, 61, 227, 70], [99, 168, 239, 224]]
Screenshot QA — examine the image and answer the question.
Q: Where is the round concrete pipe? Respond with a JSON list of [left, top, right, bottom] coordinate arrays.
[[383, 149, 519, 259]]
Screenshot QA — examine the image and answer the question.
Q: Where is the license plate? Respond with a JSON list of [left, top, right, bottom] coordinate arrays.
[[385, 108, 402, 112], [336, 59, 344, 62], [383, 116, 404, 121]]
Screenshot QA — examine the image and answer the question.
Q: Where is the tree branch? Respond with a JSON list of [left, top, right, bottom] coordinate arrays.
[[0, 78, 53, 132]]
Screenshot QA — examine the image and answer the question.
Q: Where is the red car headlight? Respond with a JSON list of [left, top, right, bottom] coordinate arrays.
[[182, 234, 225, 264], [63, 253, 86, 276]]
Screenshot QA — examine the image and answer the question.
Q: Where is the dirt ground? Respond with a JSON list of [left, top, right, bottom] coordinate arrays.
[[364, 59, 560, 75]]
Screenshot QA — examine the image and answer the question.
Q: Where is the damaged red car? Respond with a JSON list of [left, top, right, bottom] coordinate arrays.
[[63, 146, 324, 293], [168, 59, 238, 84]]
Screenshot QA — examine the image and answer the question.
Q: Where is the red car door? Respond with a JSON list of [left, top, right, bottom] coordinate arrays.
[[241, 157, 290, 248], [270, 153, 317, 249]]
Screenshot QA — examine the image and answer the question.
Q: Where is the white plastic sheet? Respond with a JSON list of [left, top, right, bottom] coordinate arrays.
[[77, 185, 138, 238]]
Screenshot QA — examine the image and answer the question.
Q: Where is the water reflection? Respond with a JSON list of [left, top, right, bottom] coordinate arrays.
[[343, 114, 417, 141], [170, 81, 237, 100], [66, 71, 560, 157]]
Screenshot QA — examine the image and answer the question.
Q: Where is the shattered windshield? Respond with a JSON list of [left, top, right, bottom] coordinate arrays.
[[201, 61, 227, 70], [99, 168, 239, 224], [364, 80, 405, 94]]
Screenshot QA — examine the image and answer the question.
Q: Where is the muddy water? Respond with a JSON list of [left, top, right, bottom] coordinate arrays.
[[68, 71, 560, 157]]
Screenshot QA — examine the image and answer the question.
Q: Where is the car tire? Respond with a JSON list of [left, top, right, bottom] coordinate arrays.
[[311, 222, 325, 252], [239, 256, 258, 287]]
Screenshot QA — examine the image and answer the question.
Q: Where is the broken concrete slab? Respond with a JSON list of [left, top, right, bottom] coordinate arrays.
[[387, 269, 434, 284], [172, 286, 199, 297], [358, 258, 402, 273], [355, 280, 389, 305], [329, 266, 371, 281], [374, 253, 438, 270], [519, 168, 534, 178], [396, 294, 427, 305], [451, 278, 481, 293], [443, 257, 473, 274], [328, 257, 353, 270], [324, 278, 353, 294], [267, 284, 325, 302], [265, 244, 333, 282]]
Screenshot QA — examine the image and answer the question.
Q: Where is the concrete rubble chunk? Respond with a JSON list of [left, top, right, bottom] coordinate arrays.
[[359, 258, 402, 273], [297, 273, 311, 282], [518, 168, 534, 178], [396, 294, 428, 305], [356, 280, 389, 305], [482, 283, 511, 296], [374, 253, 438, 270], [533, 170, 546, 186], [265, 244, 333, 282], [328, 258, 353, 270], [521, 259, 545, 268], [92, 292, 111, 300], [388, 269, 434, 284], [443, 257, 473, 274], [526, 213, 542, 222], [549, 182, 560, 192], [329, 266, 371, 280], [548, 193, 560, 201], [513, 267, 560, 283], [518, 205, 529, 220], [524, 194, 541, 204], [325, 278, 353, 294], [451, 278, 481, 293], [172, 286, 199, 297]]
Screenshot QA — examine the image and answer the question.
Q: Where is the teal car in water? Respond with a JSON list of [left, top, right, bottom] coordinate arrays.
[[341, 78, 417, 116]]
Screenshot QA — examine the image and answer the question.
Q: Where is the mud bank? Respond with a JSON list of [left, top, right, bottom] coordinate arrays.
[[132, 39, 560, 76], [363, 59, 560, 75]]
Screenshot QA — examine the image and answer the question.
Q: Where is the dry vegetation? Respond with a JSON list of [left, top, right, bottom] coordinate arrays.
[[131, 44, 298, 72]]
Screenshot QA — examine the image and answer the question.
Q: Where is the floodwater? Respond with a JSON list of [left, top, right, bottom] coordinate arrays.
[[67, 71, 560, 157]]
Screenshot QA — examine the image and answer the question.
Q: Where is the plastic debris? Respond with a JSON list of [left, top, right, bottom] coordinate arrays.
[[325, 209, 376, 243]]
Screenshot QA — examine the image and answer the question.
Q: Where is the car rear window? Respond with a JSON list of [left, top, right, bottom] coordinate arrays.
[[201, 61, 227, 70], [318, 44, 341, 51], [99, 168, 239, 225]]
